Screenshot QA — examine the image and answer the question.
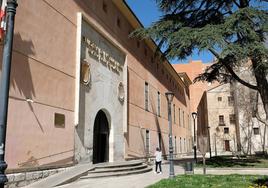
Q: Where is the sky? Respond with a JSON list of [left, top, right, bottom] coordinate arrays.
[[125, 0, 215, 64]]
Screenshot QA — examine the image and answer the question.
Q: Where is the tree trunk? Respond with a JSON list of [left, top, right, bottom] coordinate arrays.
[[263, 124, 267, 154], [252, 59, 268, 153], [202, 156, 206, 175], [231, 81, 242, 152]]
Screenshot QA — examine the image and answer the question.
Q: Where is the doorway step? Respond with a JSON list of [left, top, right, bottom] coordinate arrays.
[[80, 160, 152, 179]]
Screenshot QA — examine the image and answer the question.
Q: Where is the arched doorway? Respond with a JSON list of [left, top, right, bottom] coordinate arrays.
[[93, 110, 109, 164]]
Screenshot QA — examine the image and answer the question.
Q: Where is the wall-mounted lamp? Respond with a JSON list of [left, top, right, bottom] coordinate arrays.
[[26, 98, 34, 103]]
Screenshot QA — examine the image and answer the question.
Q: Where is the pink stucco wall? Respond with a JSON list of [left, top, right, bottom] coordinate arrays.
[[0, 0, 192, 169]]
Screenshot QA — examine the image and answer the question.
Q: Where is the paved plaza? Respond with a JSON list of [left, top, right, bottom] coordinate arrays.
[[57, 164, 268, 188]]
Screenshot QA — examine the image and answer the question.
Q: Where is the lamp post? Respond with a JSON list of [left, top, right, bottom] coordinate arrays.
[[192, 112, 197, 163], [165, 91, 175, 179], [0, 0, 18, 187]]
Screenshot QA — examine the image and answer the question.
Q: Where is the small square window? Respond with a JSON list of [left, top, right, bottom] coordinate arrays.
[[253, 128, 260, 135], [54, 113, 65, 128], [224, 127, 229, 134], [218, 97, 222, 101]]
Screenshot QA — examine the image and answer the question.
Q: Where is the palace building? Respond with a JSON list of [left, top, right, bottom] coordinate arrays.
[[1, 0, 192, 171]]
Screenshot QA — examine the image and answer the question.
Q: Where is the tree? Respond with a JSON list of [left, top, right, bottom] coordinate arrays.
[[131, 0, 268, 135], [198, 136, 208, 174]]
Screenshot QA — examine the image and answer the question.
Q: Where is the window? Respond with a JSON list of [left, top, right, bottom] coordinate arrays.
[[219, 115, 225, 125], [173, 104, 176, 123], [144, 48, 147, 56], [54, 113, 65, 128], [184, 138, 186, 153], [102, 1, 108, 13], [145, 130, 150, 155], [157, 91, 161, 116], [225, 140, 230, 151], [218, 97, 222, 101], [151, 57, 154, 64], [137, 41, 140, 48], [229, 114, 236, 124], [145, 82, 149, 111], [174, 136, 177, 155], [188, 115, 190, 130], [180, 137, 182, 153], [116, 18, 121, 28], [253, 128, 260, 135], [189, 138, 191, 152], [228, 96, 234, 106], [178, 108, 181, 126], [224, 127, 229, 134], [183, 111, 185, 127], [158, 132, 162, 150]]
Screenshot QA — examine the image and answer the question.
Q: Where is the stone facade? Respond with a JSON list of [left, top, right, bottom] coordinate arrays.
[[197, 82, 268, 156], [198, 84, 237, 155], [5, 166, 70, 188]]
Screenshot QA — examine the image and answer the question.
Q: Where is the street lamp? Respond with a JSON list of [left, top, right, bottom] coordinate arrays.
[[0, 0, 18, 187], [191, 112, 197, 163], [165, 91, 175, 179]]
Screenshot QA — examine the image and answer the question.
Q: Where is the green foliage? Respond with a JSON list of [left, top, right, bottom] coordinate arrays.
[[147, 174, 268, 188], [131, 0, 268, 84], [195, 156, 268, 168]]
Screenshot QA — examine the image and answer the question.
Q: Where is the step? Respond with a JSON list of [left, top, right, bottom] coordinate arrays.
[[89, 163, 148, 173], [94, 160, 144, 169], [80, 166, 152, 179]]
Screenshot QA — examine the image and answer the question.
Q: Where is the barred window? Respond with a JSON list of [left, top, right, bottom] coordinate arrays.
[[224, 127, 229, 134], [173, 104, 176, 123], [228, 96, 234, 106], [219, 115, 225, 125], [145, 82, 149, 111], [157, 91, 161, 116], [253, 128, 260, 135], [229, 114, 236, 124]]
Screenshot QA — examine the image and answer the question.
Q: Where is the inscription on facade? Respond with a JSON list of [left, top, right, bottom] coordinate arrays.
[[82, 36, 123, 73]]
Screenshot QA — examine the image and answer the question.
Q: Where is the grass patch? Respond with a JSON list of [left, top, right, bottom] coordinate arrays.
[[147, 174, 268, 188], [195, 156, 268, 168]]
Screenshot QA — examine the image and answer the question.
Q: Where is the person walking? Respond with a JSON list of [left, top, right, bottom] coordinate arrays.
[[154, 147, 162, 174]]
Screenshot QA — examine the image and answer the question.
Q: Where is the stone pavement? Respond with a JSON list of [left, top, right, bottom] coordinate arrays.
[[57, 164, 268, 188]]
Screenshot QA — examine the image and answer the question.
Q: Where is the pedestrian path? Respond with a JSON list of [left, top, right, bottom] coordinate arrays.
[[58, 164, 268, 188], [58, 164, 183, 188]]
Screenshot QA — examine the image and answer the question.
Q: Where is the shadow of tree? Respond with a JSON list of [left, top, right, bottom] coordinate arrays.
[[11, 33, 36, 98], [1, 33, 45, 133], [150, 94, 167, 159], [252, 177, 268, 187]]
